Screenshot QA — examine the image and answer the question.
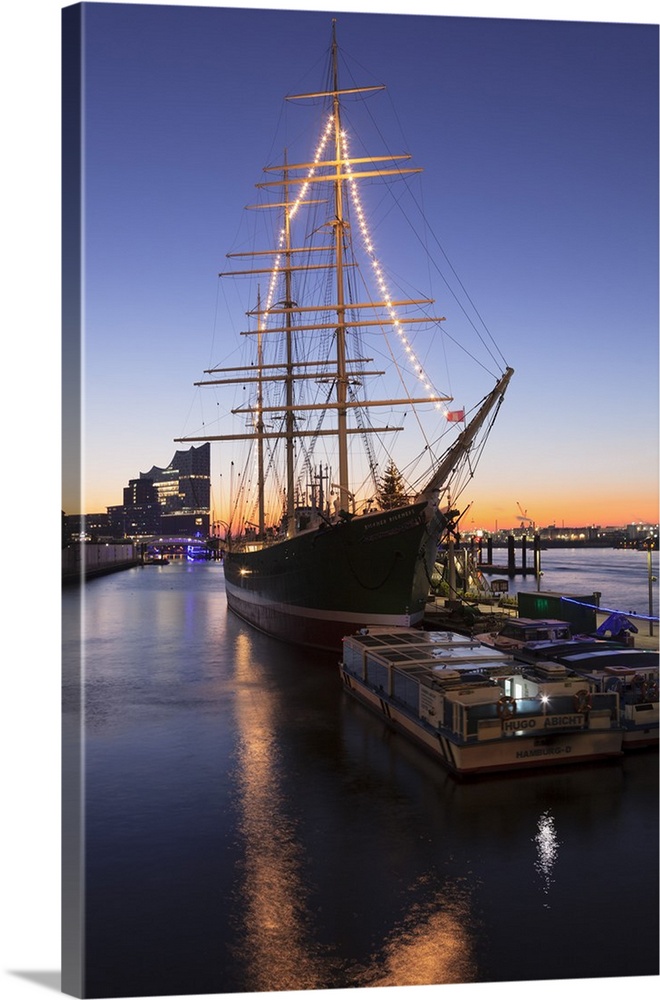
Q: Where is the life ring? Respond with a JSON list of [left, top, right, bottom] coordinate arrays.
[[574, 689, 592, 714], [631, 675, 646, 703], [497, 695, 517, 719], [640, 679, 659, 703]]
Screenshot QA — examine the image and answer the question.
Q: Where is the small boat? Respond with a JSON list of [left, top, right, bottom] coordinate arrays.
[[474, 617, 639, 670], [176, 22, 513, 651], [474, 617, 594, 652], [339, 627, 623, 777]]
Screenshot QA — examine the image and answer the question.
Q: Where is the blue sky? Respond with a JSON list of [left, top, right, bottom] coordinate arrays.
[[66, 1, 658, 530]]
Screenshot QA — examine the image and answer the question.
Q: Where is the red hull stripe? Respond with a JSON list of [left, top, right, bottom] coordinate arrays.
[[225, 584, 423, 651]]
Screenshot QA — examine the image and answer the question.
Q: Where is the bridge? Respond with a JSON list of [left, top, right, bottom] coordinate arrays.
[[141, 535, 220, 559]]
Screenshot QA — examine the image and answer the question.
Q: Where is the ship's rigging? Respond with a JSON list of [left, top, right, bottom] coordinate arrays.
[[177, 21, 512, 550]]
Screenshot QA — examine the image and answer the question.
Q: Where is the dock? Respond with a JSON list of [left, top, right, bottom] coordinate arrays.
[[62, 542, 140, 584], [424, 596, 659, 652]]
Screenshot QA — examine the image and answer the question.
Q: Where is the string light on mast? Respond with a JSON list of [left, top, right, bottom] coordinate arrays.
[[339, 126, 448, 412], [260, 113, 336, 329], [256, 109, 458, 423]]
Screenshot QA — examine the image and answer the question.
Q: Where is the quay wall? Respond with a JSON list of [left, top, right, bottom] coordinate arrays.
[[62, 543, 139, 584]]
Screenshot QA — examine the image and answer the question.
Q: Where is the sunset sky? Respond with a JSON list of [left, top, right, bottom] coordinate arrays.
[[59, 0, 658, 531]]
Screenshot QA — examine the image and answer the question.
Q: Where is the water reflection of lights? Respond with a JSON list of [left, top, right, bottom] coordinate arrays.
[[232, 635, 478, 989], [534, 810, 559, 903], [358, 885, 477, 987], [233, 634, 326, 991]]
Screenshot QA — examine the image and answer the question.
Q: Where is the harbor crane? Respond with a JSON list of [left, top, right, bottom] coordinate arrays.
[[516, 501, 535, 530]]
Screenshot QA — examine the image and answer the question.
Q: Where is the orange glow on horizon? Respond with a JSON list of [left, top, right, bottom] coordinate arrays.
[[466, 495, 659, 534], [71, 484, 659, 534]]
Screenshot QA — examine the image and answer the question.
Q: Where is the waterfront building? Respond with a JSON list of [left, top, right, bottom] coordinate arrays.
[[62, 512, 112, 544], [626, 522, 658, 545], [122, 478, 162, 538], [139, 443, 210, 537], [107, 504, 127, 539], [478, 525, 658, 548], [62, 445, 212, 543]]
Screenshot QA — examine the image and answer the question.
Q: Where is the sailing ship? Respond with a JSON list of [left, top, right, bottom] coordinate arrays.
[[176, 23, 513, 651]]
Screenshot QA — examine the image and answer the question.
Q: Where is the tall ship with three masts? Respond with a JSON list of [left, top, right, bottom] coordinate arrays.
[[177, 23, 513, 651]]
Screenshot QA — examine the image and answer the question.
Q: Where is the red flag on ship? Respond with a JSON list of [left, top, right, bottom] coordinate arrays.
[[446, 409, 465, 422]]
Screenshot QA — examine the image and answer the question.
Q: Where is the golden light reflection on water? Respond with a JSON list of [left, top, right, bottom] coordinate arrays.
[[232, 633, 328, 991], [534, 810, 559, 903], [358, 885, 477, 987], [232, 633, 478, 990]]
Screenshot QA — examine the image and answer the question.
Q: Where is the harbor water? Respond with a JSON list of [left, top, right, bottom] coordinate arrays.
[[482, 546, 659, 620], [62, 550, 659, 998]]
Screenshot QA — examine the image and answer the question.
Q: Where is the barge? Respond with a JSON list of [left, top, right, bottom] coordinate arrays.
[[339, 628, 623, 777], [474, 617, 659, 750]]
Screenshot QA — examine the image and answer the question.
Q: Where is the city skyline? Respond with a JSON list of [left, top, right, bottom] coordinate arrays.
[[73, 439, 657, 535], [62, 2, 658, 532]]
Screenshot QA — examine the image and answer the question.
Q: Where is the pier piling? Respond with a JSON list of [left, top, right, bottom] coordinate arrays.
[[507, 535, 516, 574]]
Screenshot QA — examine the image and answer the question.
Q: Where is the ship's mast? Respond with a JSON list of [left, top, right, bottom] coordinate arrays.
[[282, 153, 296, 536], [330, 22, 350, 514], [417, 366, 515, 506], [256, 288, 265, 537]]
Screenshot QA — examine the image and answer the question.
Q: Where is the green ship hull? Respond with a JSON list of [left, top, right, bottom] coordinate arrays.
[[224, 500, 444, 651]]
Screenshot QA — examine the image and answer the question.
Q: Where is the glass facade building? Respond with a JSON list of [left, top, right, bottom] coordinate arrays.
[[139, 443, 211, 537]]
